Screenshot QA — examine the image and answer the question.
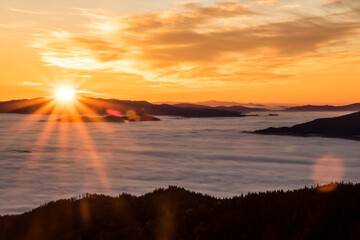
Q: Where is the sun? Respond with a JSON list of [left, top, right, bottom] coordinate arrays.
[[55, 86, 76, 103]]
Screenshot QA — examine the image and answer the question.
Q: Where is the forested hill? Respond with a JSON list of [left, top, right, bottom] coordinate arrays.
[[1, 183, 360, 240]]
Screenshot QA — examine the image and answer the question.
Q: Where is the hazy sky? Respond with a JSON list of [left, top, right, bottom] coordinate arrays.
[[0, 0, 359, 104]]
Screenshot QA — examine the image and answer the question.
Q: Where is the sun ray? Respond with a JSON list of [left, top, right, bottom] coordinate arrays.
[[6, 83, 126, 195], [28, 103, 63, 161], [0, 99, 58, 152], [8, 102, 64, 200], [66, 101, 111, 190]]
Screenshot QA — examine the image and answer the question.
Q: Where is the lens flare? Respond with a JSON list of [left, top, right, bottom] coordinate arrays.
[[312, 154, 344, 192]]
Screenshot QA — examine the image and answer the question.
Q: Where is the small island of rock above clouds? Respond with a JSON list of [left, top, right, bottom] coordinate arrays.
[[252, 111, 360, 141]]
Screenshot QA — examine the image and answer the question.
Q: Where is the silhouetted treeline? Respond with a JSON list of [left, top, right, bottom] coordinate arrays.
[[1, 183, 360, 239]]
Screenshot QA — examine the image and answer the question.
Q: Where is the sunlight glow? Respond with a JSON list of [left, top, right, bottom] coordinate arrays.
[[55, 86, 76, 103], [312, 154, 344, 192]]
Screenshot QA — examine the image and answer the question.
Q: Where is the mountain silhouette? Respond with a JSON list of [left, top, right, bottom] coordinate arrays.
[[252, 111, 360, 140], [0, 97, 246, 118], [173, 103, 268, 112], [284, 103, 360, 111]]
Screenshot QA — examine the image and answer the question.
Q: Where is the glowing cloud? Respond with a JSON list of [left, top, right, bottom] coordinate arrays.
[[22, 82, 43, 86], [29, 1, 360, 90]]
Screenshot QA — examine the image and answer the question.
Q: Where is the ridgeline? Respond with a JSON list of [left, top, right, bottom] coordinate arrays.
[[252, 111, 360, 141]]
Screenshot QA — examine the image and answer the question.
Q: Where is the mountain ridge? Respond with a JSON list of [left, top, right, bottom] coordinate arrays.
[[252, 111, 360, 140], [0, 97, 245, 118], [283, 103, 360, 112]]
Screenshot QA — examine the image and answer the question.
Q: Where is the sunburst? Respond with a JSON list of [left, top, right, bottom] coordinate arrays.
[[55, 86, 76, 103]]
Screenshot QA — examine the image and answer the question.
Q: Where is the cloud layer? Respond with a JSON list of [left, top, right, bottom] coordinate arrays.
[[31, 1, 360, 87]]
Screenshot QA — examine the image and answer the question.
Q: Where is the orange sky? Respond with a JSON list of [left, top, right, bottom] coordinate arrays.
[[0, 0, 359, 104]]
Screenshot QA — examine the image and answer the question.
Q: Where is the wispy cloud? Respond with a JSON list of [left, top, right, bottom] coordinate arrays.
[[76, 90, 112, 96], [252, 0, 278, 6], [0, 23, 23, 28], [22, 82, 43, 86], [7, 7, 55, 15], [30, 1, 360, 87]]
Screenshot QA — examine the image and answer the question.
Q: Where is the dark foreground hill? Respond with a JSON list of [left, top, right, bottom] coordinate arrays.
[[0, 97, 245, 118], [1, 183, 360, 240], [253, 111, 360, 140]]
